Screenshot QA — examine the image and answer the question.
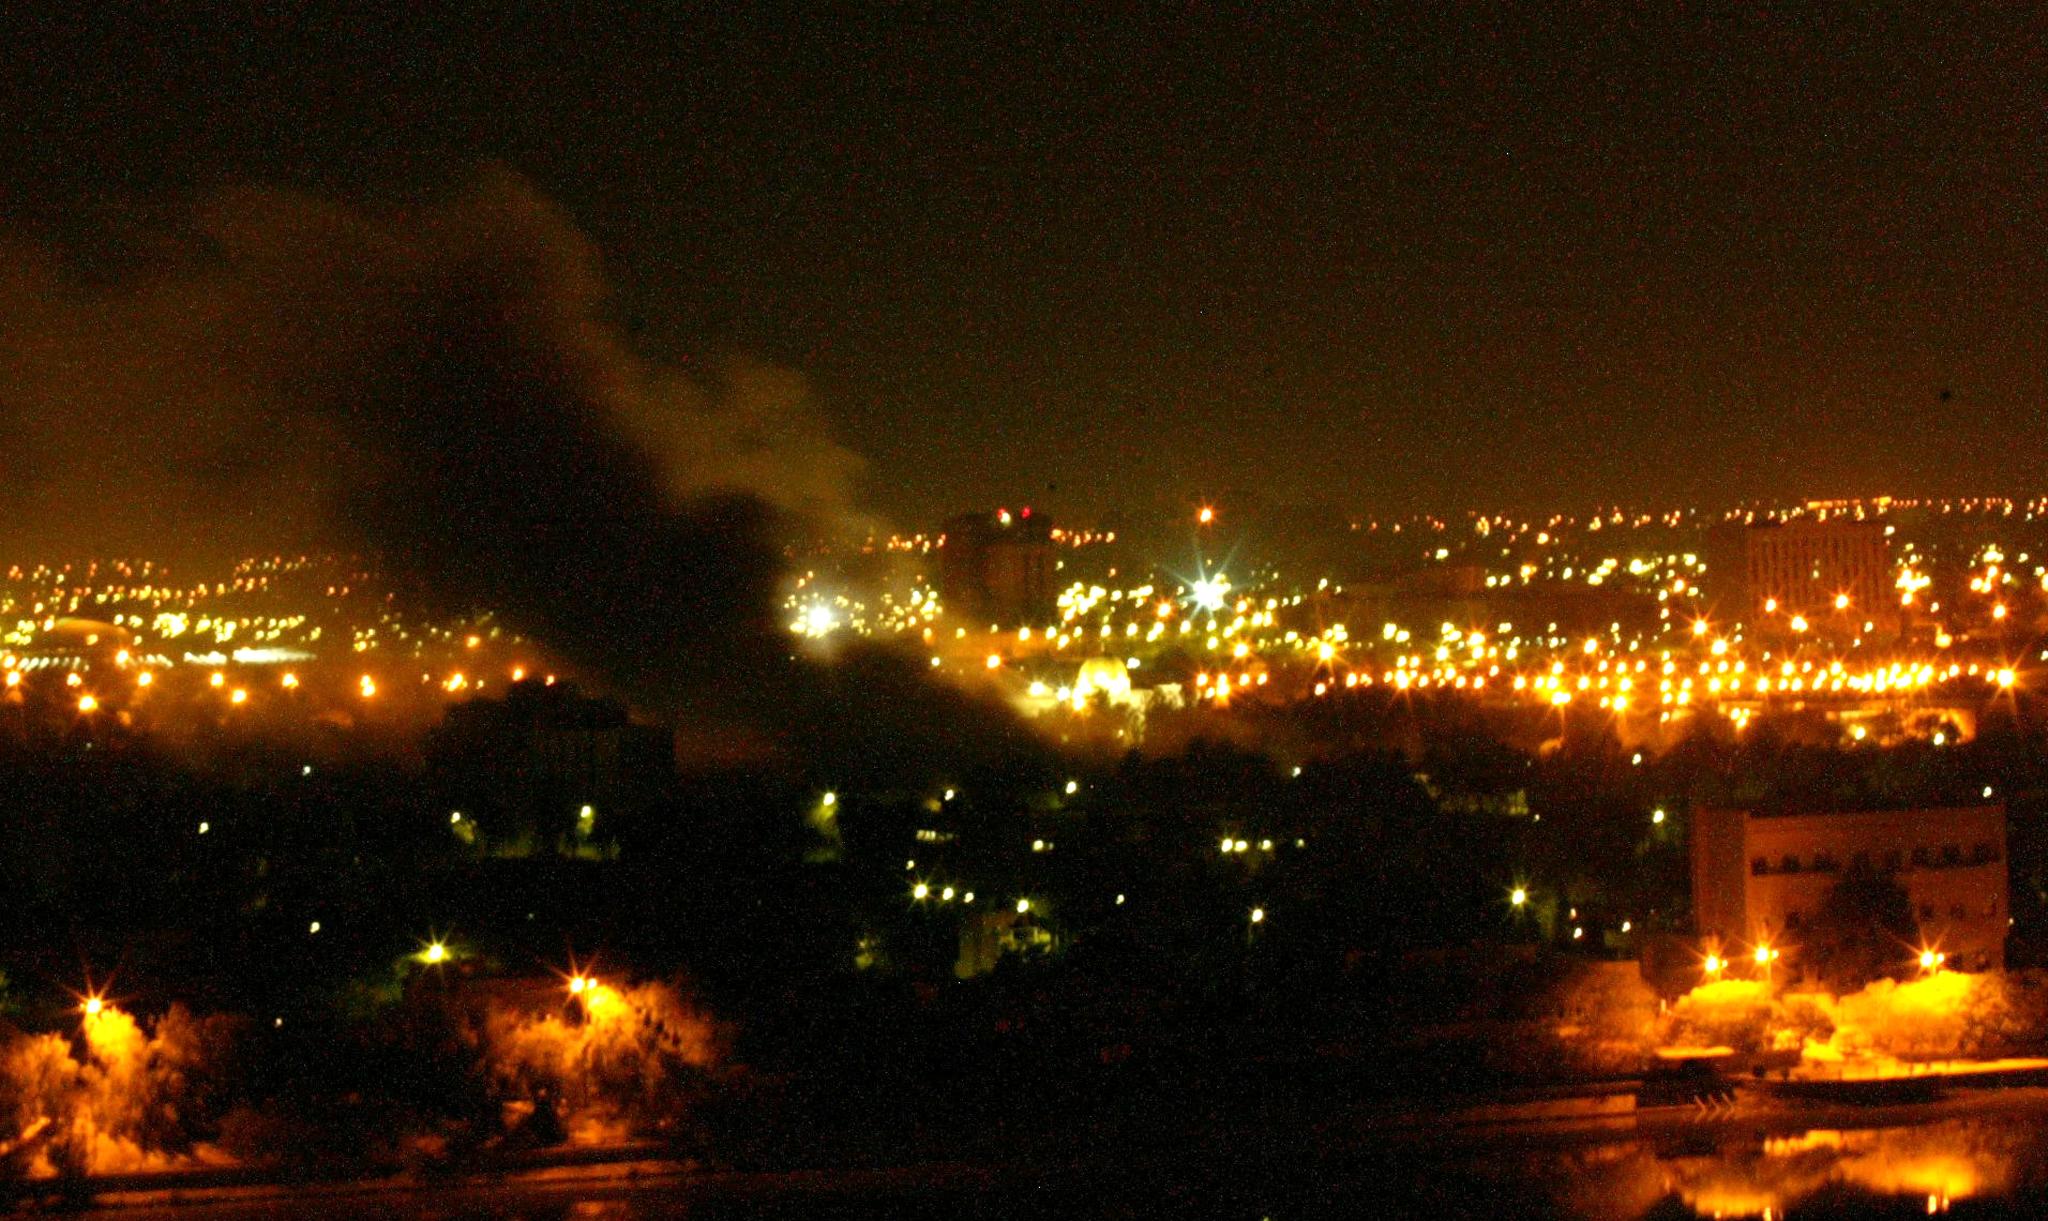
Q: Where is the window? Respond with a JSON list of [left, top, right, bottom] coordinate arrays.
[[1920, 903, 1936, 920], [1780, 854, 1802, 873], [1972, 842, 1998, 864], [1941, 844, 1963, 866], [1752, 857, 1770, 876], [1884, 850, 1903, 871], [1912, 847, 1932, 868], [1812, 852, 1839, 872]]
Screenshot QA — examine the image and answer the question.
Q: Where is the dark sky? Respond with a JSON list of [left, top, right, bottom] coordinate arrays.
[[3, 7, 2045, 526]]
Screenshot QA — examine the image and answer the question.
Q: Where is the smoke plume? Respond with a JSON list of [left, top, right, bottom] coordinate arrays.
[[0, 168, 868, 718]]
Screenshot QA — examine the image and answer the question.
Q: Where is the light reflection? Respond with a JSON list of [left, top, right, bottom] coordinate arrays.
[[1656, 1120, 2012, 1217]]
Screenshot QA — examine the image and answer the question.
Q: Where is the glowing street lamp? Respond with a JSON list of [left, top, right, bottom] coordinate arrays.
[[1509, 886, 1529, 909], [1918, 948, 1947, 973], [1703, 953, 1724, 976]]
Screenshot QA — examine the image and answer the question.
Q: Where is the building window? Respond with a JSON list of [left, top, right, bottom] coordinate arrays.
[[1920, 903, 1936, 921], [1912, 847, 1931, 868], [1780, 854, 1802, 873], [1884, 850, 1903, 871], [1972, 842, 1998, 864], [1752, 857, 1770, 876], [1812, 852, 1839, 872], [1941, 844, 1963, 866]]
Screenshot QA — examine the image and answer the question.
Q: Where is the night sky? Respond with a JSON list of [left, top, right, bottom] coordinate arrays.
[[3, 7, 2045, 528]]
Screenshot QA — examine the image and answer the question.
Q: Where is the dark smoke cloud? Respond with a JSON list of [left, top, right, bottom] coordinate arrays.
[[0, 168, 873, 719]]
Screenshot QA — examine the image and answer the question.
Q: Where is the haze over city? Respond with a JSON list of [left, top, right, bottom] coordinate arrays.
[[8, 9, 2048, 1219]]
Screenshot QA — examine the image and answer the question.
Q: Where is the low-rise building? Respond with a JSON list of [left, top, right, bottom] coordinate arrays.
[[1692, 804, 2008, 973]]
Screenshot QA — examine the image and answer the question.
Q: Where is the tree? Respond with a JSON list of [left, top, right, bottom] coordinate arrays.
[[1804, 863, 1917, 993]]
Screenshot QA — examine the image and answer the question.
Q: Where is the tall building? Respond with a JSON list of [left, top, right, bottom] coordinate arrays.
[[938, 508, 1057, 626], [1744, 518, 1890, 627], [1692, 804, 2008, 972], [427, 680, 674, 854]]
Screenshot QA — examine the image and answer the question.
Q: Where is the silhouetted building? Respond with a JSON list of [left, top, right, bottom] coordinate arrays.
[[1745, 518, 1890, 629], [938, 508, 1057, 626], [428, 680, 673, 855], [1693, 804, 2008, 972]]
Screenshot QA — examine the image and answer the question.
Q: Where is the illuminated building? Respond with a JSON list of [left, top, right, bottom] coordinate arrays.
[[1744, 518, 1890, 630], [1693, 804, 2008, 973], [938, 509, 1057, 626]]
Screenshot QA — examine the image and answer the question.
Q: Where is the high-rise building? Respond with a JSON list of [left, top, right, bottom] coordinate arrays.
[[1744, 518, 1890, 627], [938, 508, 1057, 626]]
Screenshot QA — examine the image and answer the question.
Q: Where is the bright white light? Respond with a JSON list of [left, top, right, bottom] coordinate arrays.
[[1189, 576, 1229, 613]]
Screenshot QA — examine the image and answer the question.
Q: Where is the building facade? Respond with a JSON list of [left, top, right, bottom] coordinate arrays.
[[938, 509, 1058, 626], [1693, 804, 2008, 973], [1744, 518, 1891, 628]]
